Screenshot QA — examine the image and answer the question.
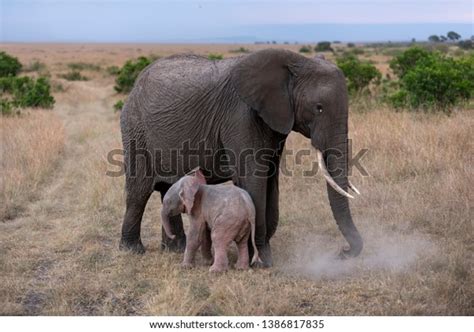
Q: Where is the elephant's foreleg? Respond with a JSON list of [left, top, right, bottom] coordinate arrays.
[[120, 178, 153, 254], [182, 219, 200, 268], [266, 139, 284, 241], [265, 170, 279, 241], [238, 177, 272, 267]]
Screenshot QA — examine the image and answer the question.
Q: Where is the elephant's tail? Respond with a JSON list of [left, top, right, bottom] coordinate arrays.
[[250, 216, 262, 266]]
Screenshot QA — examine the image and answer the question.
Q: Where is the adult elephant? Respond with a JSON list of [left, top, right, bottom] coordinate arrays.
[[119, 49, 363, 267]]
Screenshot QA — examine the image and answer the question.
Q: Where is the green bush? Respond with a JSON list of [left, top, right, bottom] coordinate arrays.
[[68, 62, 101, 71], [389, 46, 433, 78], [315, 41, 333, 52], [113, 99, 124, 112], [106, 66, 120, 76], [0, 76, 55, 109], [17, 77, 55, 108], [59, 71, 88, 81], [299, 45, 312, 53], [208, 53, 223, 60], [389, 49, 473, 111], [0, 98, 16, 115], [336, 54, 381, 93], [0, 51, 22, 77], [230, 47, 250, 53], [0, 77, 14, 92], [114, 56, 151, 93]]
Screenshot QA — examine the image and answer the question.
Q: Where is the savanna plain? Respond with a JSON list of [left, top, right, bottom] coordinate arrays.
[[0, 43, 472, 315]]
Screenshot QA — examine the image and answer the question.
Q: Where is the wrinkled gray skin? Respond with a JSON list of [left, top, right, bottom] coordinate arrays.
[[119, 49, 363, 267], [161, 170, 260, 272]]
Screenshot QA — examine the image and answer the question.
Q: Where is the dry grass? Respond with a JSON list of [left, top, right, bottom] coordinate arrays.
[[0, 111, 65, 220], [0, 44, 472, 316]]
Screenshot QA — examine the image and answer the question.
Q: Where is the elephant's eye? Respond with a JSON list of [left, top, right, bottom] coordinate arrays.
[[316, 103, 323, 113]]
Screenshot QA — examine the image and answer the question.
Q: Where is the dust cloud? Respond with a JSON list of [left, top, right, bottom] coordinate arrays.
[[280, 226, 435, 279]]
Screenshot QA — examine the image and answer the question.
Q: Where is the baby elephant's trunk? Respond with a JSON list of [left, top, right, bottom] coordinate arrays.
[[250, 217, 262, 265]]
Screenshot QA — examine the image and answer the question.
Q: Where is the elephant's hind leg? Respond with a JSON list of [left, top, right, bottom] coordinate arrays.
[[235, 232, 250, 270], [209, 229, 232, 273], [200, 227, 213, 265]]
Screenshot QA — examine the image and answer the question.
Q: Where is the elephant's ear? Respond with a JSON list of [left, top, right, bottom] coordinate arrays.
[[231, 49, 297, 135], [179, 177, 201, 215]]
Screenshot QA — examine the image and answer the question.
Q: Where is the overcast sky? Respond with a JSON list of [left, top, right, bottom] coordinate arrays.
[[1, 0, 472, 42]]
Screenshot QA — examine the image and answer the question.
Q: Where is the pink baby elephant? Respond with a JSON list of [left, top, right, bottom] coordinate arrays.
[[161, 169, 261, 272]]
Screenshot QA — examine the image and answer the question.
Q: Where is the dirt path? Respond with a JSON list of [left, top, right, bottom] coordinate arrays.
[[1, 80, 124, 314]]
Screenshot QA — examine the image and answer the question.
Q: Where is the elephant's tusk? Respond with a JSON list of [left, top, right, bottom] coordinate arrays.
[[348, 181, 361, 195], [316, 150, 354, 199]]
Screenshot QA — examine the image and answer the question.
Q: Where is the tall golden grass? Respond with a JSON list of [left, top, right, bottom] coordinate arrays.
[[0, 111, 65, 220]]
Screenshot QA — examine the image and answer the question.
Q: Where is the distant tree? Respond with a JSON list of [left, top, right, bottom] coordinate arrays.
[[315, 41, 333, 52], [411, 38, 416, 43], [447, 31, 461, 41], [299, 45, 312, 53], [440, 35, 448, 42], [428, 35, 440, 42], [272, 40, 277, 44], [347, 42, 355, 48], [458, 39, 473, 50]]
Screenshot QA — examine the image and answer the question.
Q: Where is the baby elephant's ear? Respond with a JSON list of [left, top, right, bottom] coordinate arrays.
[[179, 180, 200, 214], [194, 169, 206, 184]]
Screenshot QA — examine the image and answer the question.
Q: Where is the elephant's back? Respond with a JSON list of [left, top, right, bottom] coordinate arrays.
[[146, 54, 214, 90], [140, 54, 237, 97], [131, 54, 238, 118], [213, 185, 256, 218]]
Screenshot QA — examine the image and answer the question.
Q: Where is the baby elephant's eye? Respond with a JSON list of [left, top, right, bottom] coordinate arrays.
[[316, 103, 323, 113]]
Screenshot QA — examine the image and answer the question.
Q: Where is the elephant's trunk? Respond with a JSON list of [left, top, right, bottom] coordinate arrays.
[[324, 135, 363, 258], [161, 209, 176, 240]]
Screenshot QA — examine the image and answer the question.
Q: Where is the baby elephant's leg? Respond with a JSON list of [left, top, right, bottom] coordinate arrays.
[[200, 227, 213, 266], [209, 228, 231, 273], [182, 219, 200, 269], [235, 223, 251, 270]]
